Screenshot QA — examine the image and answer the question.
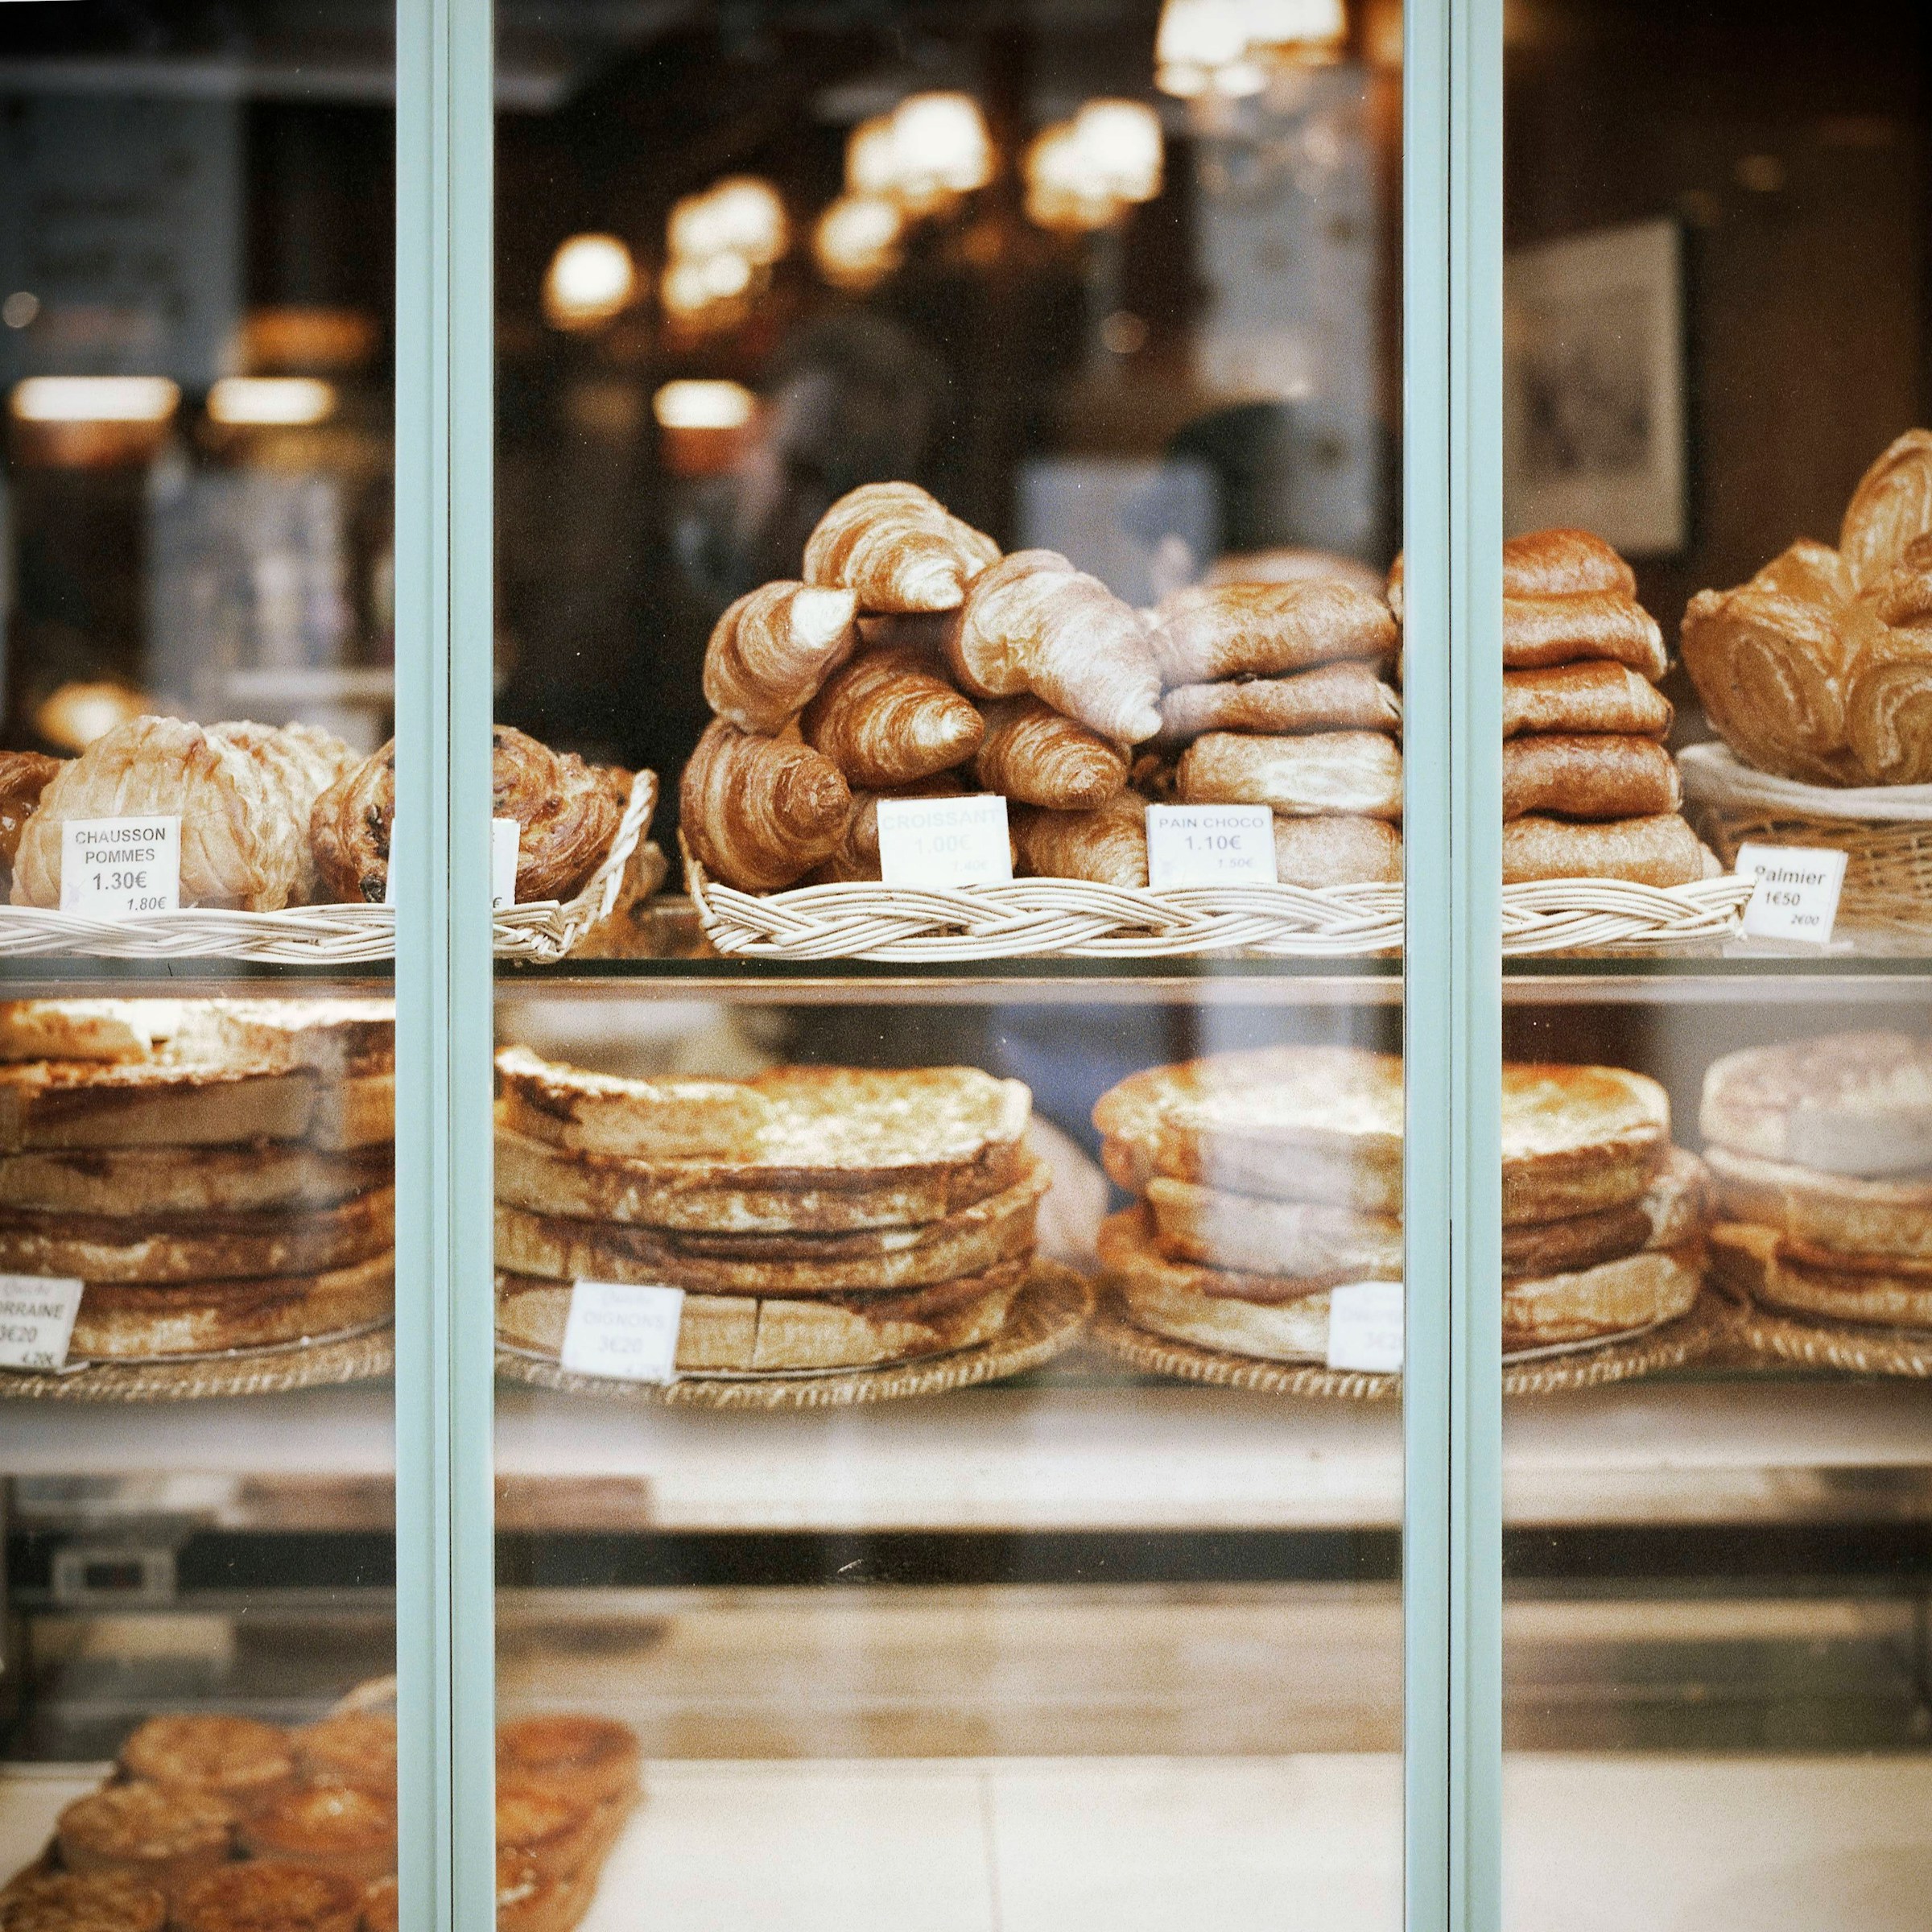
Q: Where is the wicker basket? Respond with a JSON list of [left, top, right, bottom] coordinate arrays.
[[1680, 741, 1932, 937], [683, 838, 1750, 962], [0, 772, 658, 964]]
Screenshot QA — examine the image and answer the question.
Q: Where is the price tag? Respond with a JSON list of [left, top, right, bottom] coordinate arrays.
[[1145, 804, 1278, 889], [492, 819, 520, 910], [60, 818, 180, 916], [877, 794, 1013, 889], [1735, 843, 1847, 945], [559, 1279, 684, 1383], [1325, 1280, 1404, 1374], [0, 1276, 84, 1373]]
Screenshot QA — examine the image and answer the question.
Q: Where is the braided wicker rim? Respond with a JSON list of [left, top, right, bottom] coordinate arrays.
[[1733, 1303, 1932, 1377], [0, 1323, 394, 1403], [1086, 1290, 1725, 1398], [493, 1261, 1089, 1410], [683, 840, 1750, 962], [0, 773, 657, 963]]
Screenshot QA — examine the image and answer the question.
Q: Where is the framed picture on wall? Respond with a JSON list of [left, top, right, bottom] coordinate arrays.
[[1504, 217, 1687, 555]]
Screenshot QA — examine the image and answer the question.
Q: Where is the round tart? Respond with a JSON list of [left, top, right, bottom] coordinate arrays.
[[295, 1715, 397, 1798], [497, 1715, 640, 1808], [56, 1782, 234, 1897], [0, 1870, 167, 1931], [172, 1863, 361, 1932], [118, 1715, 295, 1814], [494, 1783, 602, 1883], [239, 1785, 397, 1885]]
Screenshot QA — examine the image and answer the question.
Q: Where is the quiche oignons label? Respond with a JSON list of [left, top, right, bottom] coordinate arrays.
[[60, 817, 181, 917], [877, 794, 1013, 890], [0, 1275, 85, 1373], [560, 1278, 684, 1383]]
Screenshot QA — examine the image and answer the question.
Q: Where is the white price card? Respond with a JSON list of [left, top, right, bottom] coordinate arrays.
[[60, 817, 180, 917], [560, 1279, 685, 1384], [1145, 804, 1278, 890], [876, 793, 1013, 889], [492, 818, 520, 910], [1325, 1280, 1405, 1375], [0, 1276, 84, 1373], [1735, 843, 1847, 945]]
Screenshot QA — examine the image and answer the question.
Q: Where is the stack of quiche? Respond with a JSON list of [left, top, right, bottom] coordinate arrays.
[[0, 1000, 394, 1368], [1093, 1045, 1709, 1367], [493, 1046, 1049, 1377], [1705, 1032, 1932, 1337]]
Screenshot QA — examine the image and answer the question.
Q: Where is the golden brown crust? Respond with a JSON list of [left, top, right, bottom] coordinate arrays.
[[56, 1783, 233, 1898], [1843, 615, 1932, 784], [703, 580, 860, 733], [802, 482, 997, 613], [1710, 1220, 1932, 1327], [0, 753, 61, 881], [0, 1145, 392, 1217], [1498, 1245, 1702, 1348], [1501, 1146, 1707, 1276], [1500, 1062, 1669, 1224], [800, 645, 985, 787], [0, 1872, 167, 1932], [1705, 1143, 1932, 1261], [295, 1715, 396, 1798], [1500, 528, 1638, 599], [69, 1253, 394, 1358], [494, 1158, 1046, 1293], [489, 726, 624, 902], [679, 717, 852, 892], [1269, 815, 1402, 886], [1157, 661, 1402, 743], [974, 698, 1128, 808], [1500, 812, 1709, 887], [237, 1788, 395, 1887], [1151, 580, 1397, 685], [173, 1862, 362, 1932], [119, 1716, 294, 1813], [496, 1718, 641, 1810], [309, 741, 394, 905], [1501, 662, 1673, 740], [1176, 731, 1403, 820], [494, 1785, 605, 1885], [1010, 794, 1147, 887], [1699, 1031, 1932, 1174], [213, 724, 357, 905], [1501, 592, 1668, 679], [1840, 428, 1932, 588], [945, 551, 1162, 743], [1500, 735, 1681, 821]]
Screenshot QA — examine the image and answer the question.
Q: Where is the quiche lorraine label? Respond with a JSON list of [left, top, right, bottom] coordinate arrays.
[[877, 794, 1013, 889], [0, 1276, 84, 1373], [1734, 843, 1847, 945], [561, 1278, 684, 1382], [60, 817, 181, 916], [1325, 1280, 1405, 1375], [1145, 804, 1277, 889]]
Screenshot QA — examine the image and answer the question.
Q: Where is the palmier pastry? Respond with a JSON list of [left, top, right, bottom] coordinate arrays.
[[118, 1713, 295, 1814], [703, 580, 860, 733], [679, 718, 852, 891], [56, 1782, 233, 1899], [973, 697, 1127, 808], [800, 644, 984, 786], [1012, 793, 1147, 888], [0, 1872, 167, 1932], [946, 551, 1162, 744], [497, 1715, 642, 1809], [803, 481, 998, 613], [240, 1786, 398, 1886], [172, 1863, 362, 1932], [1839, 427, 1932, 588], [1150, 579, 1397, 685], [295, 1713, 397, 1798], [13, 717, 304, 912], [0, 752, 61, 890]]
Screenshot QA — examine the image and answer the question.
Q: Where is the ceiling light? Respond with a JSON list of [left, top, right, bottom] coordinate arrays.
[[846, 115, 901, 197], [652, 380, 757, 431], [1157, 0, 1347, 97], [1025, 123, 1122, 233], [543, 233, 638, 331], [813, 193, 905, 291], [700, 177, 788, 266], [890, 92, 994, 201], [207, 377, 337, 427], [1071, 101, 1165, 204], [10, 376, 180, 423]]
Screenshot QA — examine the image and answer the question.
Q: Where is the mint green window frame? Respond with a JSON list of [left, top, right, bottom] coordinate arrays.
[[384, 1, 1509, 1927]]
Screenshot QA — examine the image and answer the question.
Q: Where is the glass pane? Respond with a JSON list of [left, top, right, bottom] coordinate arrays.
[[1503, 5, 1932, 1926], [0, 8, 402, 1929], [489, 4, 1410, 1928]]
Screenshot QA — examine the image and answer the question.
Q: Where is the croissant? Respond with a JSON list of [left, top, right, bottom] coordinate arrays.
[[1841, 429, 1932, 590], [1502, 663, 1672, 740], [973, 697, 1127, 808], [1158, 660, 1402, 744], [703, 580, 860, 733], [1012, 793, 1148, 887], [807, 774, 967, 883], [1501, 735, 1682, 822], [1272, 815, 1403, 887], [803, 482, 999, 613], [1177, 731, 1403, 821], [680, 718, 852, 892], [14, 716, 305, 911], [945, 551, 1162, 744], [799, 644, 985, 787], [1151, 580, 1397, 685]]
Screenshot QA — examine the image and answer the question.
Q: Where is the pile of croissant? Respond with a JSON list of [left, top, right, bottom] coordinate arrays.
[[1682, 429, 1932, 787], [0, 716, 638, 912], [682, 480, 1407, 893]]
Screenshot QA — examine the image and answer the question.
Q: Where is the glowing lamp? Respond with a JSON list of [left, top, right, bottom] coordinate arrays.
[[813, 194, 905, 291], [653, 380, 756, 431], [207, 377, 337, 427], [542, 234, 638, 330], [10, 377, 179, 423]]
